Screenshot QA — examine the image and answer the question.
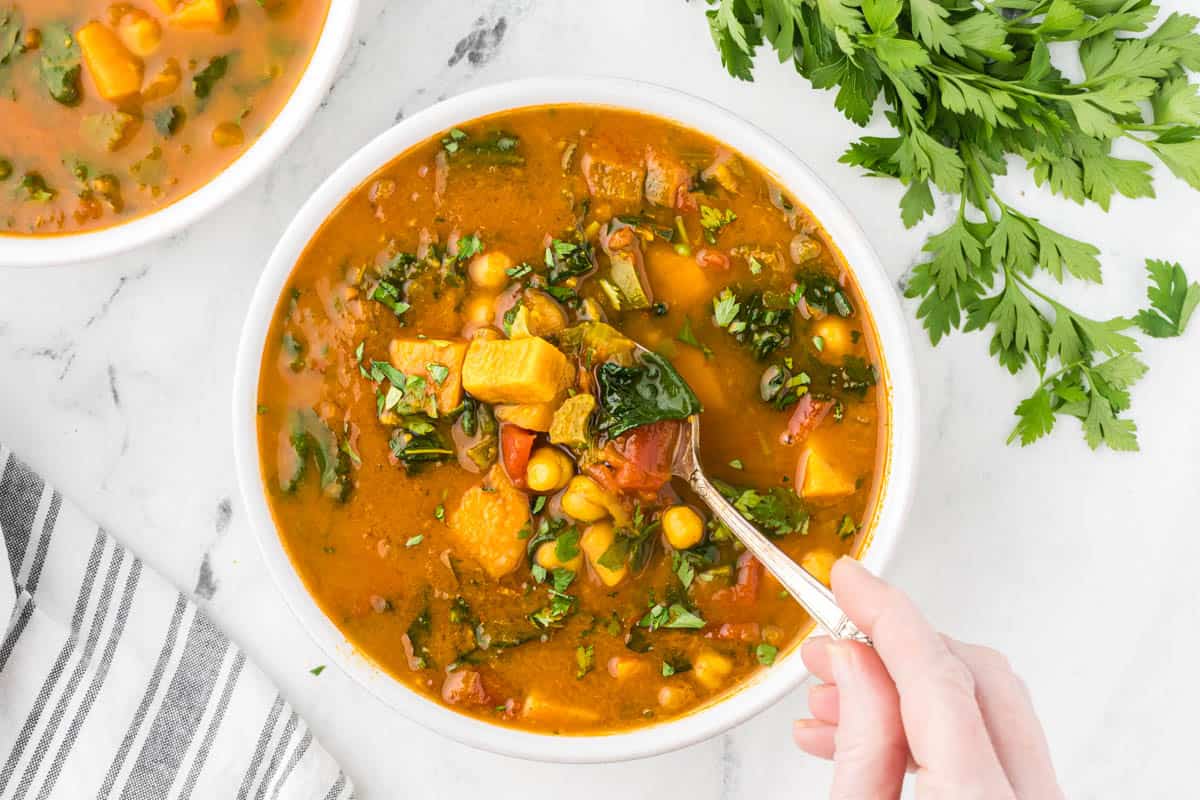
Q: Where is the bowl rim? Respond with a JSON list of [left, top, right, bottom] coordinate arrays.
[[0, 0, 360, 268], [232, 76, 920, 764]]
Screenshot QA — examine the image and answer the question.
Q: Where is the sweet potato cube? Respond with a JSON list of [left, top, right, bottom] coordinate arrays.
[[448, 465, 529, 579], [77, 22, 143, 102], [494, 402, 558, 432], [801, 450, 856, 501], [521, 690, 601, 727], [169, 0, 229, 29], [462, 337, 574, 405], [671, 348, 725, 411], [645, 247, 712, 309], [388, 338, 467, 414]]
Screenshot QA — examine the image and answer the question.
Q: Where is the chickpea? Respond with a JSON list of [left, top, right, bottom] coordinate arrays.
[[606, 656, 645, 681], [657, 684, 695, 710], [580, 521, 628, 587], [812, 317, 854, 359], [468, 251, 513, 290], [662, 505, 704, 550], [534, 541, 582, 573], [559, 476, 609, 523], [800, 548, 838, 588], [525, 447, 573, 493], [212, 122, 244, 148], [691, 649, 733, 690], [463, 294, 495, 327], [117, 10, 162, 57]]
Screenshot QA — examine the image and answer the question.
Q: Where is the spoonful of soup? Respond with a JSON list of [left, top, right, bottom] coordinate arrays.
[[588, 332, 872, 645]]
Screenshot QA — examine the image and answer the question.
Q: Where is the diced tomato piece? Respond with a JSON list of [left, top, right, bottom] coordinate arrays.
[[712, 552, 762, 607], [781, 395, 833, 446], [500, 424, 536, 488], [675, 186, 701, 212], [611, 421, 676, 492], [695, 249, 730, 271], [584, 459, 623, 496], [708, 622, 761, 642], [441, 669, 493, 706]]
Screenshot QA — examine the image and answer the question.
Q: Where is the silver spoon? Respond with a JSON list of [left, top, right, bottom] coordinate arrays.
[[671, 413, 872, 646]]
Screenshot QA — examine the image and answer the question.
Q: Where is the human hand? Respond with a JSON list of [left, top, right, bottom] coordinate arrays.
[[793, 558, 1063, 800]]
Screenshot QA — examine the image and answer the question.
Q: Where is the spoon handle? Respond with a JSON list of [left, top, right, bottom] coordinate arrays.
[[685, 466, 873, 646]]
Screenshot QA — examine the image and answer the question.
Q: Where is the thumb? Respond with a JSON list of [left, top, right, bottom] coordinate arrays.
[[828, 641, 908, 800]]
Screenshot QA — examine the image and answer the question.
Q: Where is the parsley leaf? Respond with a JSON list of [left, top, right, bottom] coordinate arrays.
[[193, 55, 230, 99], [1134, 259, 1200, 338], [702, 0, 1200, 452], [699, 205, 737, 244], [38, 23, 81, 106]]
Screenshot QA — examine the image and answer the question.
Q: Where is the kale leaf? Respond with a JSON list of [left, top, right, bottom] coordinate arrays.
[[595, 350, 702, 438]]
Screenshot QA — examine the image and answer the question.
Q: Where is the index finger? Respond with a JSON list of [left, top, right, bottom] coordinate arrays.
[[830, 558, 1013, 793]]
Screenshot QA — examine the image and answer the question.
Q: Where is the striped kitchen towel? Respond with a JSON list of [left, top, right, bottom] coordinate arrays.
[[0, 444, 355, 800]]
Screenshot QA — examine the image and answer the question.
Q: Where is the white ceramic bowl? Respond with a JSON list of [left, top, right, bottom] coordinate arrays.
[[233, 77, 920, 763], [0, 1, 359, 268]]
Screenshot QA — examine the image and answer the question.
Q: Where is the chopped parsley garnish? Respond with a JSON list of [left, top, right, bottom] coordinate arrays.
[[456, 234, 483, 261], [441, 128, 467, 153], [193, 55, 229, 99], [554, 529, 581, 562], [713, 288, 794, 360], [19, 173, 55, 202], [714, 480, 809, 537], [544, 238, 594, 285], [798, 273, 854, 318], [434, 504, 445, 521], [699, 205, 736, 244], [309, 665, 326, 676], [427, 362, 450, 385], [755, 643, 778, 666], [506, 262, 534, 280], [729, 459, 744, 470], [405, 534, 423, 548], [530, 569, 576, 629], [676, 316, 713, 358], [441, 128, 524, 165], [662, 653, 691, 676], [712, 289, 740, 328], [38, 23, 81, 106], [369, 280, 411, 319], [640, 603, 706, 631]]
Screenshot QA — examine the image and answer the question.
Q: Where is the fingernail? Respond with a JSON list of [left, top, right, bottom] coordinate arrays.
[[833, 555, 867, 576], [793, 718, 824, 729]]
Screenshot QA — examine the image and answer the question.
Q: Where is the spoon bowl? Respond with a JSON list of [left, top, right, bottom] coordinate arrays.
[[671, 413, 872, 645], [617, 337, 874, 645]]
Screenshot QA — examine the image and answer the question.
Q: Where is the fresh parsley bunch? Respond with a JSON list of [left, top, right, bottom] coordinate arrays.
[[705, 0, 1200, 450]]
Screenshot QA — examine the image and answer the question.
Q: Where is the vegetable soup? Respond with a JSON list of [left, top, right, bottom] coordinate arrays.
[[0, 0, 329, 236], [257, 106, 889, 734]]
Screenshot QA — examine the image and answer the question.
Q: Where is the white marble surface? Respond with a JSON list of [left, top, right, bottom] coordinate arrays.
[[3, 1, 1199, 797]]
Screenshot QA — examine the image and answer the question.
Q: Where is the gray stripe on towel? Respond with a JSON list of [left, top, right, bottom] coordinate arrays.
[[119, 607, 228, 800], [0, 530, 106, 795]]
